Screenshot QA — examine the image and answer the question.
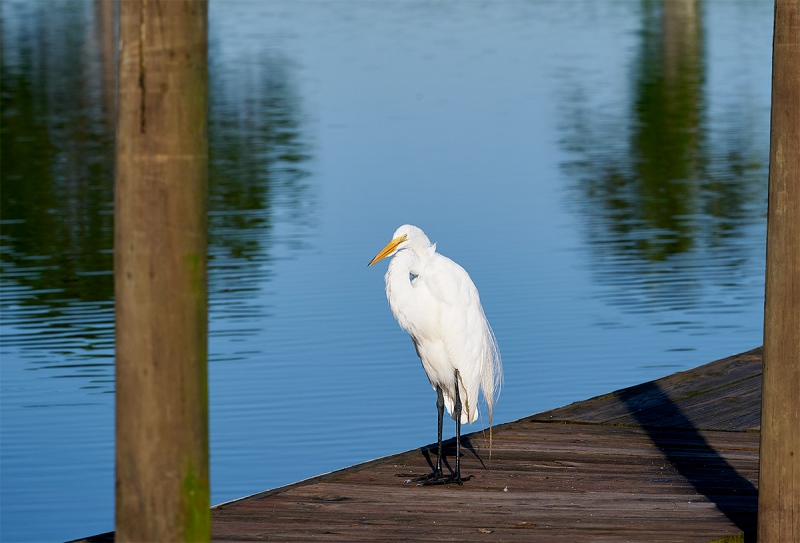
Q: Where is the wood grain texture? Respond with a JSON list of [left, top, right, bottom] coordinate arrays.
[[759, 0, 800, 540], [115, 1, 210, 540], [531, 348, 762, 431]]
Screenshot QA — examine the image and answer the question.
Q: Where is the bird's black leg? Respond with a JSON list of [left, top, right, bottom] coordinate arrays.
[[444, 372, 471, 485], [453, 379, 463, 484], [435, 385, 445, 477], [407, 387, 445, 484], [414, 376, 471, 486]]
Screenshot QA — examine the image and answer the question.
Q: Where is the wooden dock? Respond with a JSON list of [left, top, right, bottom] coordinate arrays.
[[75, 348, 761, 543], [211, 348, 761, 542]]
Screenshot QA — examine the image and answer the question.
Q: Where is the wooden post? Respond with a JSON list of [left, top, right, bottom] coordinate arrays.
[[115, 1, 210, 541], [759, 0, 800, 541]]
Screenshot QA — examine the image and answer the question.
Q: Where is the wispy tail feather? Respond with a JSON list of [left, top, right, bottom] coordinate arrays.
[[481, 321, 503, 460]]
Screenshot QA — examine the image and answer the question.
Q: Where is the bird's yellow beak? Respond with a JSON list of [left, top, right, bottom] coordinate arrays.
[[368, 234, 407, 266]]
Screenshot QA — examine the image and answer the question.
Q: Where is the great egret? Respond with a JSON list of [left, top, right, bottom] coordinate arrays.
[[368, 224, 502, 485]]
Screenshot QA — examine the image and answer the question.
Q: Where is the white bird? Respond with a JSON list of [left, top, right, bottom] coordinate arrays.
[[368, 224, 502, 485]]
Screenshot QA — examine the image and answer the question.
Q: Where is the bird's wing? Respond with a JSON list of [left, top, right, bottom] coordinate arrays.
[[424, 253, 487, 422]]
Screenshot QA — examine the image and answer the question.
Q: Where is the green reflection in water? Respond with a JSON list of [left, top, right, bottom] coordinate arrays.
[[0, 0, 314, 379], [1, 2, 116, 379], [630, 0, 704, 259], [560, 0, 766, 315], [1, 2, 115, 306]]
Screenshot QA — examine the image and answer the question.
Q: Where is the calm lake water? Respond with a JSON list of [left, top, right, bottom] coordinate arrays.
[[1, 1, 773, 541]]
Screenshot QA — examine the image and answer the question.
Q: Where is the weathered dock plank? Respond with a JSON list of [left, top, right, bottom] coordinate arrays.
[[533, 348, 762, 431], [211, 348, 761, 542]]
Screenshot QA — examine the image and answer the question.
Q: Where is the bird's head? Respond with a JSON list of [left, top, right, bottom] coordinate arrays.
[[368, 224, 431, 266]]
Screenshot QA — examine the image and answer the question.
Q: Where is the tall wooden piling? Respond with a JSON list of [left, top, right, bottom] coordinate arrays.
[[114, 1, 210, 541], [759, 0, 800, 540]]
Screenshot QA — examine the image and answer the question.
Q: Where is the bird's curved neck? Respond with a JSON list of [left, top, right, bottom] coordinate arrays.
[[385, 248, 429, 329], [386, 249, 421, 288]]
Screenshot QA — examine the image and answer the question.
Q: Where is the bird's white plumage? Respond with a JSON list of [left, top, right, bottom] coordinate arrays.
[[370, 225, 502, 425]]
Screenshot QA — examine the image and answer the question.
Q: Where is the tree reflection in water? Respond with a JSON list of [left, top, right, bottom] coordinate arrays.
[[559, 0, 767, 326], [0, 1, 315, 384]]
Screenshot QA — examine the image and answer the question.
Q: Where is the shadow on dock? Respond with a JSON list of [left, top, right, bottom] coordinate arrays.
[[616, 382, 758, 540]]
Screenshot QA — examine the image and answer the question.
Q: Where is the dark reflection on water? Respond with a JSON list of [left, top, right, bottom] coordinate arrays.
[[0, 0, 314, 379], [559, 0, 766, 324], [207, 43, 314, 350], [1, 1, 116, 383]]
